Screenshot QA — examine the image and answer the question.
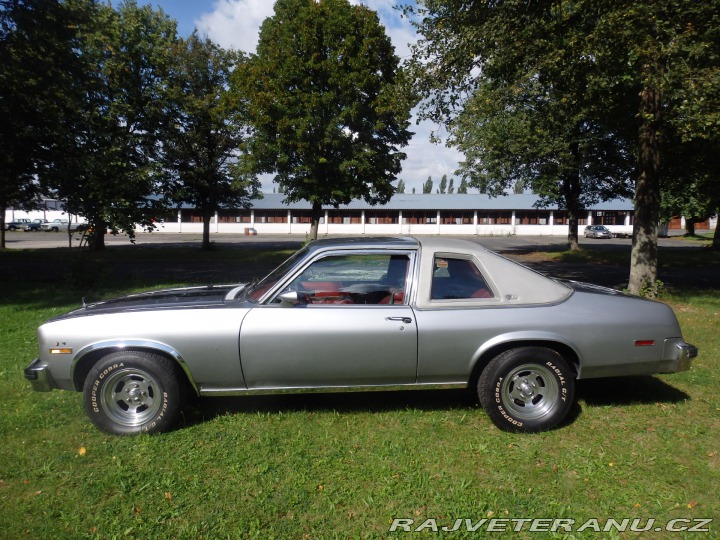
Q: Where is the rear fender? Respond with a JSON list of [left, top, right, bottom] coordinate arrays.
[[470, 331, 583, 383]]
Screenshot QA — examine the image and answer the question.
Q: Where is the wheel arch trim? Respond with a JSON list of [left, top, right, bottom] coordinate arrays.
[[469, 332, 583, 384], [71, 339, 198, 394]]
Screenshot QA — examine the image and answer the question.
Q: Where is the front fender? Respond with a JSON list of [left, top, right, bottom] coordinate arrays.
[[72, 339, 198, 393]]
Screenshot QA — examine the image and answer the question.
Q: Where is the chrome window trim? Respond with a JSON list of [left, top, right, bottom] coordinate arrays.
[[261, 248, 418, 307], [428, 251, 499, 302]]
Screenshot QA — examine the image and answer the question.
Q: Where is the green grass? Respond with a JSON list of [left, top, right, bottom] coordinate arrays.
[[521, 240, 720, 269], [0, 246, 718, 539]]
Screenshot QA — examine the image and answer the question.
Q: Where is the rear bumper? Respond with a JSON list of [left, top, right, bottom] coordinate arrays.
[[658, 341, 698, 373], [24, 358, 56, 392]]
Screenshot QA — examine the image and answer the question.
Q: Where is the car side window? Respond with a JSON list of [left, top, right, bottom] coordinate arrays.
[[281, 253, 409, 305], [431, 256, 493, 300]]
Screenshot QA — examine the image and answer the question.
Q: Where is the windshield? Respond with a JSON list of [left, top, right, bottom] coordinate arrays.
[[245, 246, 310, 302]]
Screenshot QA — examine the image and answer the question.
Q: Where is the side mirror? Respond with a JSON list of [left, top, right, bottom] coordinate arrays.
[[278, 291, 299, 307]]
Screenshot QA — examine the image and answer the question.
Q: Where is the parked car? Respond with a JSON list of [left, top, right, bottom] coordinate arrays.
[[25, 237, 697, 435], [609, 228, 633, 239], [41, 219, 86, 232], [23, 219, 49, 231], [584, 225, 613, 239], [4, 218, 31, 231]]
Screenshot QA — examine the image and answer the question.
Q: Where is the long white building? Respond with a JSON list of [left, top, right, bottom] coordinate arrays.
[[161, 193, 636, 237], [7, 193, 715, 236]]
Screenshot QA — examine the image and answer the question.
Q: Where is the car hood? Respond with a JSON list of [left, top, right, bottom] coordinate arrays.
[[50, 284, 247, 321]]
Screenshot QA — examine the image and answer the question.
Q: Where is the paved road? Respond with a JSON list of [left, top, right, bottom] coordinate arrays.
[[1, 230, 702, 252]]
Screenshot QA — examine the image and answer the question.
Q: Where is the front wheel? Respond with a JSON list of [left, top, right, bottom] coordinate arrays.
[[478, 347, 575, 433], [83, 351, 186, 435]]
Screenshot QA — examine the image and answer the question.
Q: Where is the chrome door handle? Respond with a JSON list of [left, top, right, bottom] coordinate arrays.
[[386, 316, 412, 324]]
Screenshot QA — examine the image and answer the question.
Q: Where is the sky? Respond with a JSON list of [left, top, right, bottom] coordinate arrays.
[[147, 0, 463, 194]]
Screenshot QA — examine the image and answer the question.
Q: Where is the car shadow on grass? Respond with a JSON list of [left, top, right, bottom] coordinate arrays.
[[179, 388, 480, 428], [576, 375, 690, 406], [178, 376, 689, 432]]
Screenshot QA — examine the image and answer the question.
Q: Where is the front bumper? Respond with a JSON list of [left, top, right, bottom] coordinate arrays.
[[24, 358, 56, 392], [658, 341, 698, 373]]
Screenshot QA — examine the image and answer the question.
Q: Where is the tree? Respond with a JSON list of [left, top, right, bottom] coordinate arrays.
[[438, 174, 447, 194], [448, 178, 454, 194], [396, 179, 406, 194], [587, 1, 720, 290], [159, 33, 259, 250], [0, 0, 85, 248], [235, 0, 413, 240], [457, 178, 468, 194], [409, 1, 633, 251], [48, 0, 178, 250], [408, 0, 719, 277], [661, 138, 720, 238], [422, 176, 433, 194]]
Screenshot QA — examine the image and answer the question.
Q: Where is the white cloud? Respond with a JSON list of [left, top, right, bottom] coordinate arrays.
[[195, 0, 274, 53], [400, 119, 463, 191]]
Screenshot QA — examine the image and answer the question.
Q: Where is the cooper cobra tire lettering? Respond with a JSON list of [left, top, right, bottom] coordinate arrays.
[[478, 347, 575, 433], [83, 352, 185, 435]]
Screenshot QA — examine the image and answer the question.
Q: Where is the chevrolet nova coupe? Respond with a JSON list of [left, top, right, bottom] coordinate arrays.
[[25, 237, 697, 435]]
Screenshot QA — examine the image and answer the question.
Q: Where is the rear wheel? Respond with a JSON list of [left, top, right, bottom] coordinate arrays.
[[478, 347, 575, 433], [83, 351, 186, 435]]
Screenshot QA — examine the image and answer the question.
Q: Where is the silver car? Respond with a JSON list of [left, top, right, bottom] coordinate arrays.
[[584, 225, 613, 239], [25, 237, 697, 435], [41, 219, 86, 232]]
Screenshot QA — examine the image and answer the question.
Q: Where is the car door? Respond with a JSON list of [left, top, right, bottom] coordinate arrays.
[[239, 251, 418, 389]]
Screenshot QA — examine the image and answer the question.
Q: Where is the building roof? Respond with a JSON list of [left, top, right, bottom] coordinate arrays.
[[246, 193, 634, 212]]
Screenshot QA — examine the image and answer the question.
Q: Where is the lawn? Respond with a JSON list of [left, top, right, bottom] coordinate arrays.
[[0, 244, 717, 539]]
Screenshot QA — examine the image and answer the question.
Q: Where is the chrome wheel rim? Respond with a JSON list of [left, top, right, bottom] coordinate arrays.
[[100, 368, 161, 427], [501, 363, 560, 421]]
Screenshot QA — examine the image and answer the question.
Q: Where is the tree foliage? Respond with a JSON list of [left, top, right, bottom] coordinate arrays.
[[408, 0, 634, 250], [234, 0, 413, 239], [0, 0, 86, 248], [422, 176, 433, 194], [46, 0, 177, 250], [408, 0, 720, 278], [457, 178, 468, 194], [438, 174, 447, 194], [588, 1, 720, 284], [160, 33, 259, 250]]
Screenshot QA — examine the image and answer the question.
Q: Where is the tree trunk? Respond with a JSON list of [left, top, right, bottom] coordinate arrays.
[[88, 222, 106, 251], [712, 210, 720, 250], [202, 213, 212, 250], [0, 203, 6, 249], [308, 202, 322, 241], [562, 163, 582, 251], [628, 86, 661, 295], [567, 212, 579, 251], [684, 219, 696, 236]]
